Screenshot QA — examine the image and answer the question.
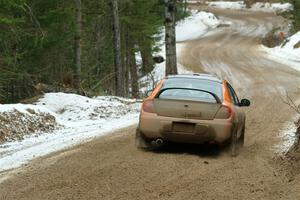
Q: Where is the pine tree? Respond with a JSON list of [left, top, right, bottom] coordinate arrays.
[[294, 0, 300, 31]]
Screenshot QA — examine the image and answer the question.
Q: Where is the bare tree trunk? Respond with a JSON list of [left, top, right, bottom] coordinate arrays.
[[140, 45, 154, 75], [124, 59, 129, 97], [111, 0, 124, 97], [165, 0, 177, 76], [122, 22, 129, 97], [124, 26, 130, 97], [74, 0, 82, 89], [129, 43, 139, 98], [244, 0, 253, 9]]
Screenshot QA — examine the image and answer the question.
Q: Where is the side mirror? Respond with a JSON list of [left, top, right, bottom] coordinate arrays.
[[153, 56, 165, 64], [240, 99, 251, 107]]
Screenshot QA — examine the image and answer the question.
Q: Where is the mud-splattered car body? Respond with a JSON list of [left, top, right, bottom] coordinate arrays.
[[136, 74, 250, 155]]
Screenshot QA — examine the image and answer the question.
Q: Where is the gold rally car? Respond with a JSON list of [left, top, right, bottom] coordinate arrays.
[[136, 74, 250, 156]]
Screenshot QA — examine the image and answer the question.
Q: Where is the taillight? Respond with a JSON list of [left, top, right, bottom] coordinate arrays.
[[215, 105, 232, 119], [142, 99, 156, 113]]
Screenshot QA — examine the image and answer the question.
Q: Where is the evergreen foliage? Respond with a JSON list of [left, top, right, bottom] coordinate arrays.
[[294, 0, 300, 31], [0, 0, 186, 103]]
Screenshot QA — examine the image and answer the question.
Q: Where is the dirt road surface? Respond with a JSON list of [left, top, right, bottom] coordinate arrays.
[[1, 7, 300, 200]]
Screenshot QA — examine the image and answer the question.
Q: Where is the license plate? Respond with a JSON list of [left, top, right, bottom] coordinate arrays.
[[173, 122, 195, 133]]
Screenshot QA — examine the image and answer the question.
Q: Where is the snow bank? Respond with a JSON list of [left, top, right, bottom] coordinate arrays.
[[251, 2, 294, 12], [251, 2, 293, 13], [207, 1, 293, 13], [187, 0, 203, 4], [37, 93, 138, 123], [207, 1, 244, 10], [0, 93, 140, 172], [261, 31, 300, 71], [275, 116, 298, 155], [0, 104, 58, 143], [176, 10, 220, 42]]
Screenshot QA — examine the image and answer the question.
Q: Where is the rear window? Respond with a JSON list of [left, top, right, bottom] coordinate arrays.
[[159, 78, 223, 102], [158, 88, 218, 103]]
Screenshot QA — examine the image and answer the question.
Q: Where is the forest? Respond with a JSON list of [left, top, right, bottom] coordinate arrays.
[[294, 0, 300, 31], [0, 0, 188, 103]]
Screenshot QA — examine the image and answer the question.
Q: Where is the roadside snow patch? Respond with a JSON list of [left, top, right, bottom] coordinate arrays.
[[187, 0, 203, 4], [275, 117, 298, 155], [176, 10, 220, 42], [0, 105, 58, 144], [207, 1, 244, 10], [37, 93, 138, 122], [207, 1, 293, 12], [261, 31, 300, 71], [251, 2, 293, 13], [0, 93, 140, 172]]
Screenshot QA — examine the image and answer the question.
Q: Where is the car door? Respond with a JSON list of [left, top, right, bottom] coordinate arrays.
[[226, 83, 245, 138]]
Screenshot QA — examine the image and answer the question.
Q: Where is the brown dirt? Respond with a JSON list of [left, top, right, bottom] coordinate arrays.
[[1, 7, 300, 200], [276, 119, 300, 183], [262, 29, 282, 48], [0, 109, 57, 144], [294, 41, 300, 49], [20, 95, 44, 104]]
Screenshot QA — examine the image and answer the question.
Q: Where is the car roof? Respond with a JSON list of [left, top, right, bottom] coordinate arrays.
[[166, 73, 223, 83]]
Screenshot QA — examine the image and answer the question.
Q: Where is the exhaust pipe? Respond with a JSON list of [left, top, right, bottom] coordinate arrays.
[[156, 138, 164, 146], [151, 138, 164, 147]]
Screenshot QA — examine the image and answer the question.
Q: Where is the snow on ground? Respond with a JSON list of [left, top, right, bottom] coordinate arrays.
[[250, 2, 293, 13], [139, 10, 221, 93], [261, 31, 300, 72], [187, 0, 203, 4], [0, 93, 140, 172], [206, 1, 293, 13], [176, 10, 220, 42], [274, 116, 298, 155], [207, 1, 245, 10], [0, 104, 58, 143], [37, 93, 138, 123]]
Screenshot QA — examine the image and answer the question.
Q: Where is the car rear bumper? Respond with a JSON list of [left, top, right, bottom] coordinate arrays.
[[139, 112, 233, 144]]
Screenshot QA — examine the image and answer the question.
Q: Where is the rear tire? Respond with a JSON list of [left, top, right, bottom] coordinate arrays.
[[135, 128, 151, 149]]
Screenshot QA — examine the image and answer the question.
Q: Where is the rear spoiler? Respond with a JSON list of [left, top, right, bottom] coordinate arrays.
[[155, 87, 222, 104]]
